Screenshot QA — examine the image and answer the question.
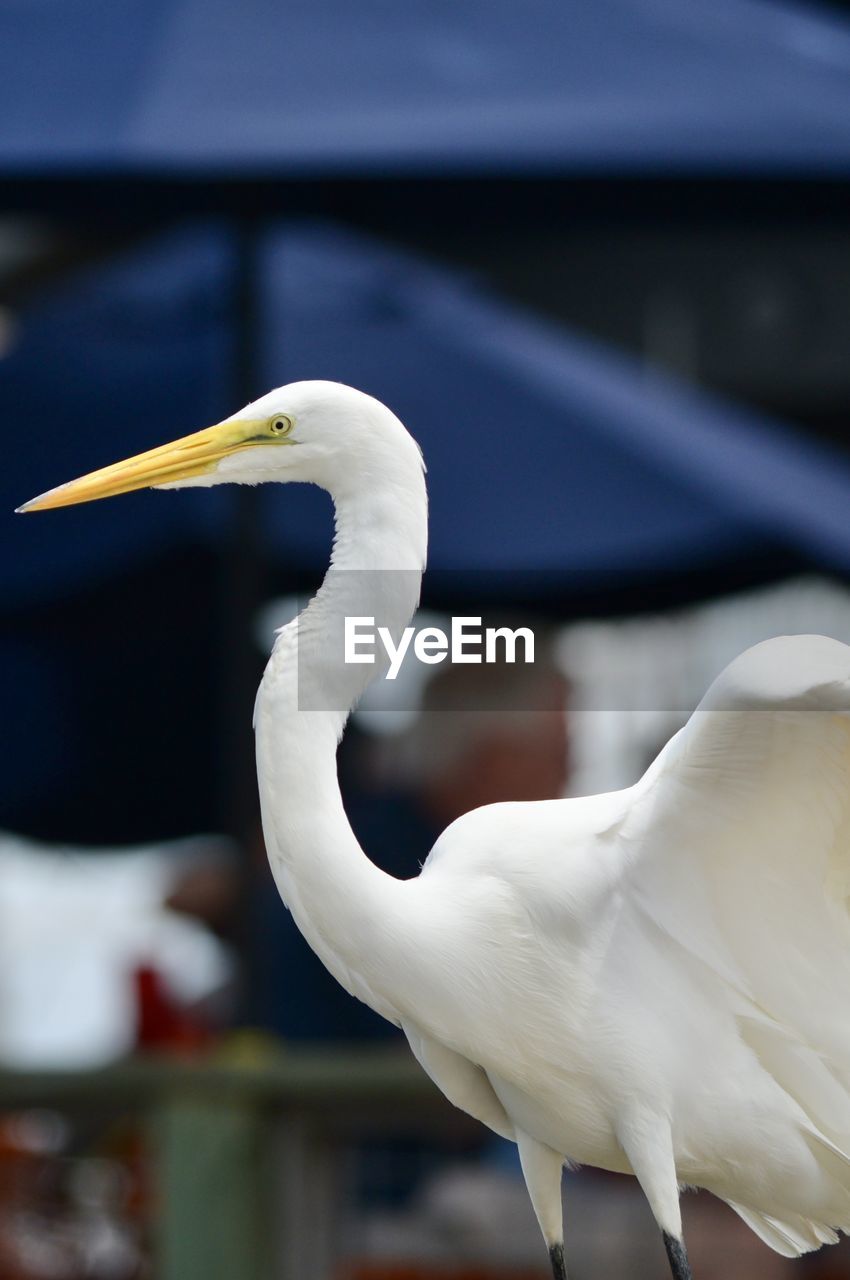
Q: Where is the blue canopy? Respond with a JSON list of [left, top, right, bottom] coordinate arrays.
[[3, 221, 850, 611], [262, 225, 850, 592], [2, 0, 850, 179], [4, 221, 850, 843], [2, 232, 234, 605]]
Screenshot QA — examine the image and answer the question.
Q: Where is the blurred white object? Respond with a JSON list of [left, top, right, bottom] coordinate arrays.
[[561, 574, 850, 795], [0, 833, 234, 1068]]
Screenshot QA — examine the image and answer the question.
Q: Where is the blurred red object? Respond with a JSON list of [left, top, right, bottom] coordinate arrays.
[[0, 1112, 71, 1279], [133, 965, 211, 1054]]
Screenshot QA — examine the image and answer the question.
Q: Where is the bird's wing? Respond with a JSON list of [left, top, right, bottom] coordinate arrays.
[[623, 634, 850, 1081]]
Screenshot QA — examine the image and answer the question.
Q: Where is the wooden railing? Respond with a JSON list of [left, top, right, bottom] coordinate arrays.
[[0, 1049, 476, 1280]]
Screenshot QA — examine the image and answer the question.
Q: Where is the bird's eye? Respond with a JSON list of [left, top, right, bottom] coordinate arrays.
[[270, 415, 294, 436]]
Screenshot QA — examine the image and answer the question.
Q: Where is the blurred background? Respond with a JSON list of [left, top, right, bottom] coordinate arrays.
[[2, 0, 850, 1276]]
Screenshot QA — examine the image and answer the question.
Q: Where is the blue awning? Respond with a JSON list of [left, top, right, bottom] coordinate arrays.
[[262, 225, 850, 590], [2, 0, 850, 179], [3, 221, 850, 611]]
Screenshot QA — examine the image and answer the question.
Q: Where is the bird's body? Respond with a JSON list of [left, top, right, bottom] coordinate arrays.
[[416, 778, 850, 1253], [22, 380, 850, 1275]]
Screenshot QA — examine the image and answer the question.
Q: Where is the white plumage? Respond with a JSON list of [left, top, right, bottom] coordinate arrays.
[[22, 380, 850, 1278]]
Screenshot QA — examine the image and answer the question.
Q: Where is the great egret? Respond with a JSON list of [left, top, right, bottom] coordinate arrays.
[[19, 381, 850, 1280]]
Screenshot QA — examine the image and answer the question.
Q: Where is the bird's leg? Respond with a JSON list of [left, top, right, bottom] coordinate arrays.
[[548, 1241, 569, 1279], [516, 1131, 568, 1279], [663, 1231, 693, 1280], [617, 1113, 689, 1280]]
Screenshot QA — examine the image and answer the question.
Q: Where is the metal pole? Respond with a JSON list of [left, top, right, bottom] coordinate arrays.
[[217, 217, 266, 937]]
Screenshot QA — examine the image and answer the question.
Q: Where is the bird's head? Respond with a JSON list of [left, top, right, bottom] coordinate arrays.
[[17, 380, 424, 512]]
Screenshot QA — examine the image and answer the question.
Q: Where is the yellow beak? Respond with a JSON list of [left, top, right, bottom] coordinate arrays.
[[16, 420, 258, 513]]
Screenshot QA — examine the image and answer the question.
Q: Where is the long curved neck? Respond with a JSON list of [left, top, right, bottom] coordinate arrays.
[[254, 449, 427, 1013]]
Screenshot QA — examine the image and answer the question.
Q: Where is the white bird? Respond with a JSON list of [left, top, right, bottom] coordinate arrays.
[[19, 380, 850, 1280]]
